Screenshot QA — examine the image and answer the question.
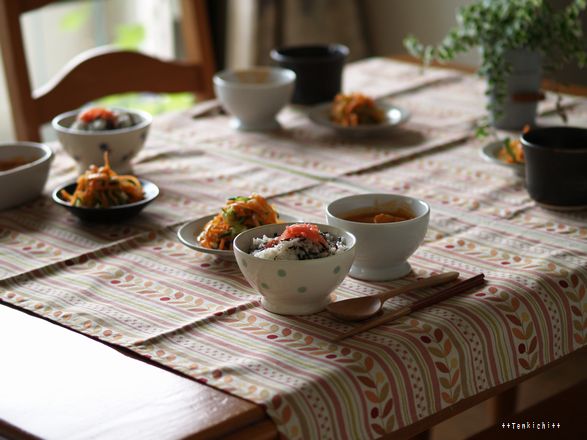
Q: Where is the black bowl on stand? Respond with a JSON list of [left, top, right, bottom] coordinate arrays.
[[270, 44, 349, 105], [521, 127, 587, 210]]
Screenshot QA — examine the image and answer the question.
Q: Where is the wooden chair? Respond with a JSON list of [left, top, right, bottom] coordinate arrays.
[[0, 0, 216, 142]]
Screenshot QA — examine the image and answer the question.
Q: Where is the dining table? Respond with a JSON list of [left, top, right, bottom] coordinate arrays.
[[1, 57, 586, 440]]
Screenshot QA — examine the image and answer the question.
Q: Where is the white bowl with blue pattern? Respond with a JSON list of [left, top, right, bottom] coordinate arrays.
[[52, 107, 151, 173]]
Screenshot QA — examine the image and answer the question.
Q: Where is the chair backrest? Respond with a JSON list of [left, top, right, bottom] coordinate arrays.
[[0, 0, 216, 141]]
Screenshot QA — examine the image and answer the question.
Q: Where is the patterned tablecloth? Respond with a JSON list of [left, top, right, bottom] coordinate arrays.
[[1, 59, 586, 440]]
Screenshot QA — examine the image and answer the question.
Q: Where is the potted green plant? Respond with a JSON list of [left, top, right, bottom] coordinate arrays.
[[404, 0, 587, 130]]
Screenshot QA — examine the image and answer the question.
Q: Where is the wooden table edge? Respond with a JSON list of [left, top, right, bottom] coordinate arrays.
[[0, 301, 276, 440], [385, 346, 587, 439]]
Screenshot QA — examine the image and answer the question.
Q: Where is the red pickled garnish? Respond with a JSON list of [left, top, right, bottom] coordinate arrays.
[[278, 223, 327, 247], [78, 107, 115, 123], [265, 238, 279, 248]]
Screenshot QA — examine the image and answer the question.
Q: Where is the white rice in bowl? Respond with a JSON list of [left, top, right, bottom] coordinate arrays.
[[251, 232, 347, 260]]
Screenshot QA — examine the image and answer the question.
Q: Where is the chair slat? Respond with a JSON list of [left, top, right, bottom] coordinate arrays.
[[33, 48, 206, 123]]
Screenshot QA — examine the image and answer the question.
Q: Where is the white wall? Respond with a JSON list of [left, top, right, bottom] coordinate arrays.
[[364, 0, 479, 66]]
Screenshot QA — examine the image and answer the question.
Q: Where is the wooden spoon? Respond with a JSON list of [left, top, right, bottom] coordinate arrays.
[[326, 271, 460, 321], [332, 273, 484, 341]]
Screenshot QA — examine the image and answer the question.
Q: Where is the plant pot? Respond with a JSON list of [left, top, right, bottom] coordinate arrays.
[[489, 49, 542, 130]]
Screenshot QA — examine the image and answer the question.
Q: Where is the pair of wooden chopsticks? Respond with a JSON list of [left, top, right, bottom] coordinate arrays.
[[332, 273, 485, 341]]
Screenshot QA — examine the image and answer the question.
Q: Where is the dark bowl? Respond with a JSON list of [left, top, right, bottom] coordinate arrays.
[[52, 179, 159, 222], [521, 127, 587, 209], [270, 44, 349, 105]]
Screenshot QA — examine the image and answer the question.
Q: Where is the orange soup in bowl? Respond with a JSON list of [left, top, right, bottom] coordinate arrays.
[[0, 157, 32, 172], [343, 207, 414, 223]]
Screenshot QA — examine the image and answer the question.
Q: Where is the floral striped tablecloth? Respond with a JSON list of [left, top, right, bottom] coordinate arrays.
[[1, 59, 586, 440]]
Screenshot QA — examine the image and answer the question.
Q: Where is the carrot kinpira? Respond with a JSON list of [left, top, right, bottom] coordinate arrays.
[[331, 93, 385, 127], [197, 194, 281, 251], [497, 125, 529, 164], [59, 152, 144, 208]]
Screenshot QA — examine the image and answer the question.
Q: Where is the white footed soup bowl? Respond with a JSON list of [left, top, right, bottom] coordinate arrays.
[[326, 193, 430, 281], [214, 67, 296, 131], [233, 223, 356, 315]]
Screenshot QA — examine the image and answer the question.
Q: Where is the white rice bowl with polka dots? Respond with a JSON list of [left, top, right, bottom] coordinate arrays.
[[233, 223, 356, 315]]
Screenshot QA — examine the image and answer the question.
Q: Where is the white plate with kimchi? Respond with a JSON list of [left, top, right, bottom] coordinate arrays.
[[177, 194, 300, 260]]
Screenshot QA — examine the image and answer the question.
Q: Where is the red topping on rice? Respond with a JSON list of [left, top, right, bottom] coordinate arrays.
[[267, 223, 328, 248], [78, 107, 116, 123]]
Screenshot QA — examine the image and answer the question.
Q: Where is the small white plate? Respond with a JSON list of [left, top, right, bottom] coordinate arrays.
[[177, 213, 300, 260], [480, 140, 525, 177], [308, 100, 410, 136]]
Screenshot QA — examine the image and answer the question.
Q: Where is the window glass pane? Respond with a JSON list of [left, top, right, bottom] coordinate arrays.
[[24, 1, 172, 87]]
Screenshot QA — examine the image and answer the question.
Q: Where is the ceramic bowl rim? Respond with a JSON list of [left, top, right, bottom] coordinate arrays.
[[521, 126, 587, 153], [51, 107, 152, 136], [51, 178, 159, 211], [270, 44, 350, 63], [233, 222, 357, 265], [326, 193, 430, 228], [0, 142, 54, 177], [213, 67, 296, 90]]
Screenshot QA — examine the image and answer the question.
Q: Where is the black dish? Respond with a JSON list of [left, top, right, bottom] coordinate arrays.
[[270, 44, 349, 105], [52, 179, 159, 222], [521, 127, 587, 209]]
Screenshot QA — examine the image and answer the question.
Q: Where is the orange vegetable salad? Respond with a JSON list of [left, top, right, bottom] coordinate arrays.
[[197, 194, 280, 250], [497, 125, 530, 164], [331, 93, 385, 126], [60, 152, 144, 208]]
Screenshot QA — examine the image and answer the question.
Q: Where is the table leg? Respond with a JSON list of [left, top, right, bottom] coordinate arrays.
[[410, 430, 430, 440], [491, 386, 518, 421]]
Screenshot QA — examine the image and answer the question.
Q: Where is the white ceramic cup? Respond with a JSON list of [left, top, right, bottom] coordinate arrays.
[[326, 193, 430, 281], [213, 67, 296, 131]]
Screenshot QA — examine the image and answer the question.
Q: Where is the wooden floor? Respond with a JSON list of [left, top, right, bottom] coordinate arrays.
[[430, 350, 587, 439]]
